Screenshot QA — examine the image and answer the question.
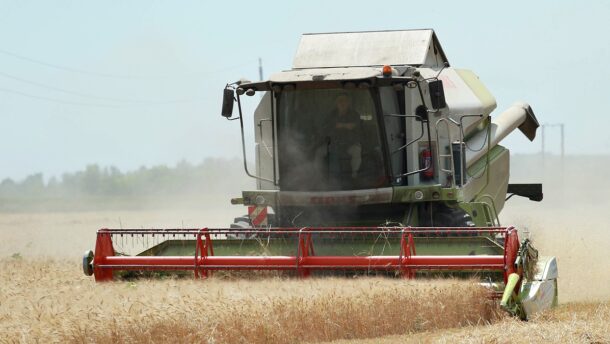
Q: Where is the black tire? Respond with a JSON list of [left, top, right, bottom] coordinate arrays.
[[232, 216, 251, 225], [419, 203, 475, 231]]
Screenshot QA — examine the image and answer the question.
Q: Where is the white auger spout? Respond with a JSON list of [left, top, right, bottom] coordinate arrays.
[[464, 102, 539, 168]]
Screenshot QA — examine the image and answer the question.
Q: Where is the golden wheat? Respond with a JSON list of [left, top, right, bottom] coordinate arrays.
[[0, 259, 501, 343], [329, 302, 610, 344], [2, 177, 610, 344]]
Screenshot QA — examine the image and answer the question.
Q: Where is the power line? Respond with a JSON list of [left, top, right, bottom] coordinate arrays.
[[0, 48, 147, 79], [0, 48, 258, 80], [0, 70, 203, 104], [0, 86, 218, 108], [0, 87, 122, 108]]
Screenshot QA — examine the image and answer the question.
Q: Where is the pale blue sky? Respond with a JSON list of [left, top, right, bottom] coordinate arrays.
[[1, 0, 609, 180]]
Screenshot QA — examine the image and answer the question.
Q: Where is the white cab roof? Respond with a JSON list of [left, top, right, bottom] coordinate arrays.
[[292, 29, 449, 69]]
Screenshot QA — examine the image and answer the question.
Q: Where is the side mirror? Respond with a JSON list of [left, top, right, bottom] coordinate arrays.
[[221, 87, 235, 118], [428, 79, 446, 109]]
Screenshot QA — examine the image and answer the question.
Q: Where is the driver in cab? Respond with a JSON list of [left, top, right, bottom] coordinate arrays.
[[316, 93, 363, 181]]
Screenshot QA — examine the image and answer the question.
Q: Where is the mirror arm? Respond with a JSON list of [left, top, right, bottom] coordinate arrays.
[[236, 93, 275, 184]]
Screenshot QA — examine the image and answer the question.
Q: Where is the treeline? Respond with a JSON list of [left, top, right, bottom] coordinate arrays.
[[0, 158, 254, 210]]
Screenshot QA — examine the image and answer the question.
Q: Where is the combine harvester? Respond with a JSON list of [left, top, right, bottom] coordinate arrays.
[[83, 30, 558, 319]]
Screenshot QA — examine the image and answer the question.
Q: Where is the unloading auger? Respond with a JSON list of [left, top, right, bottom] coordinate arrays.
[[83, 29, 558, 319]]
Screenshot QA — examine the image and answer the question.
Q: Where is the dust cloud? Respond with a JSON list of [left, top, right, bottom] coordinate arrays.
[[0, 158, 254, 258], [0, 207, 243, 259], [503, 154, 610, 302]]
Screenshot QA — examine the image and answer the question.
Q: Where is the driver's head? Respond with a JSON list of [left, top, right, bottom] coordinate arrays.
[[335, 94, 351, 114]]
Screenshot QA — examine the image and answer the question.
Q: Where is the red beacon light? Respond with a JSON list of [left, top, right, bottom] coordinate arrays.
[[382, 65, 393, 77]]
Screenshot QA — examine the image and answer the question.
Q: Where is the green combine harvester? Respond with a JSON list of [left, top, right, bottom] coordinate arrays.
[[83, 29, 558, 319]]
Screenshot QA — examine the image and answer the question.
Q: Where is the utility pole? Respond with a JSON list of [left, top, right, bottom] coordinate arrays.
[[560, 123, 564, 160], [541, 125, 545, 159], [258, 58, 263, 81], [258, 58, 264, 99], [540, 123, 565, 160]]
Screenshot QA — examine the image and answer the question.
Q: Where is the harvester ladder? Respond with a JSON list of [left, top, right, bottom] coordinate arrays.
[[434, 117, 459, 187]]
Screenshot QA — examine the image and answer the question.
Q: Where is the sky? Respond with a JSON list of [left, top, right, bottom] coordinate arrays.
[[1, 0, 609, 181]]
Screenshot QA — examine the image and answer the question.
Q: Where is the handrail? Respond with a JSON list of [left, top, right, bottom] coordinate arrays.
[[383, 114, 433, 179], [236, 93, 275, 184], [434, 114, 488, 188], [475, 194, 501, 226]]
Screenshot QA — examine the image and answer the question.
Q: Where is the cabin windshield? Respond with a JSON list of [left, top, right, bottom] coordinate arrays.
[[278, 88, 387, 191]]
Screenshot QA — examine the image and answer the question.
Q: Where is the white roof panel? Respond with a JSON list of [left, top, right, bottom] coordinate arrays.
[[269, 67, 381, 83], [292, 29, 448, 69]]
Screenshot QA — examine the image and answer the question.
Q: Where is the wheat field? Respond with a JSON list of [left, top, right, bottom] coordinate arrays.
[[1, 166, 610, 343], [0, 208, 608, 343], [1, 258, 607, 344], [0, 259, 502, 343], [329, 302, 609, 344]]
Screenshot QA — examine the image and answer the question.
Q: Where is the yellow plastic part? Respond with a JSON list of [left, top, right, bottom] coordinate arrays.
[[500, 273, 521, 307]]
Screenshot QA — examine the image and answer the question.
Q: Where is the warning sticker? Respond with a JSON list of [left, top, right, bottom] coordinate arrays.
[[248, 206, 268, 227]]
